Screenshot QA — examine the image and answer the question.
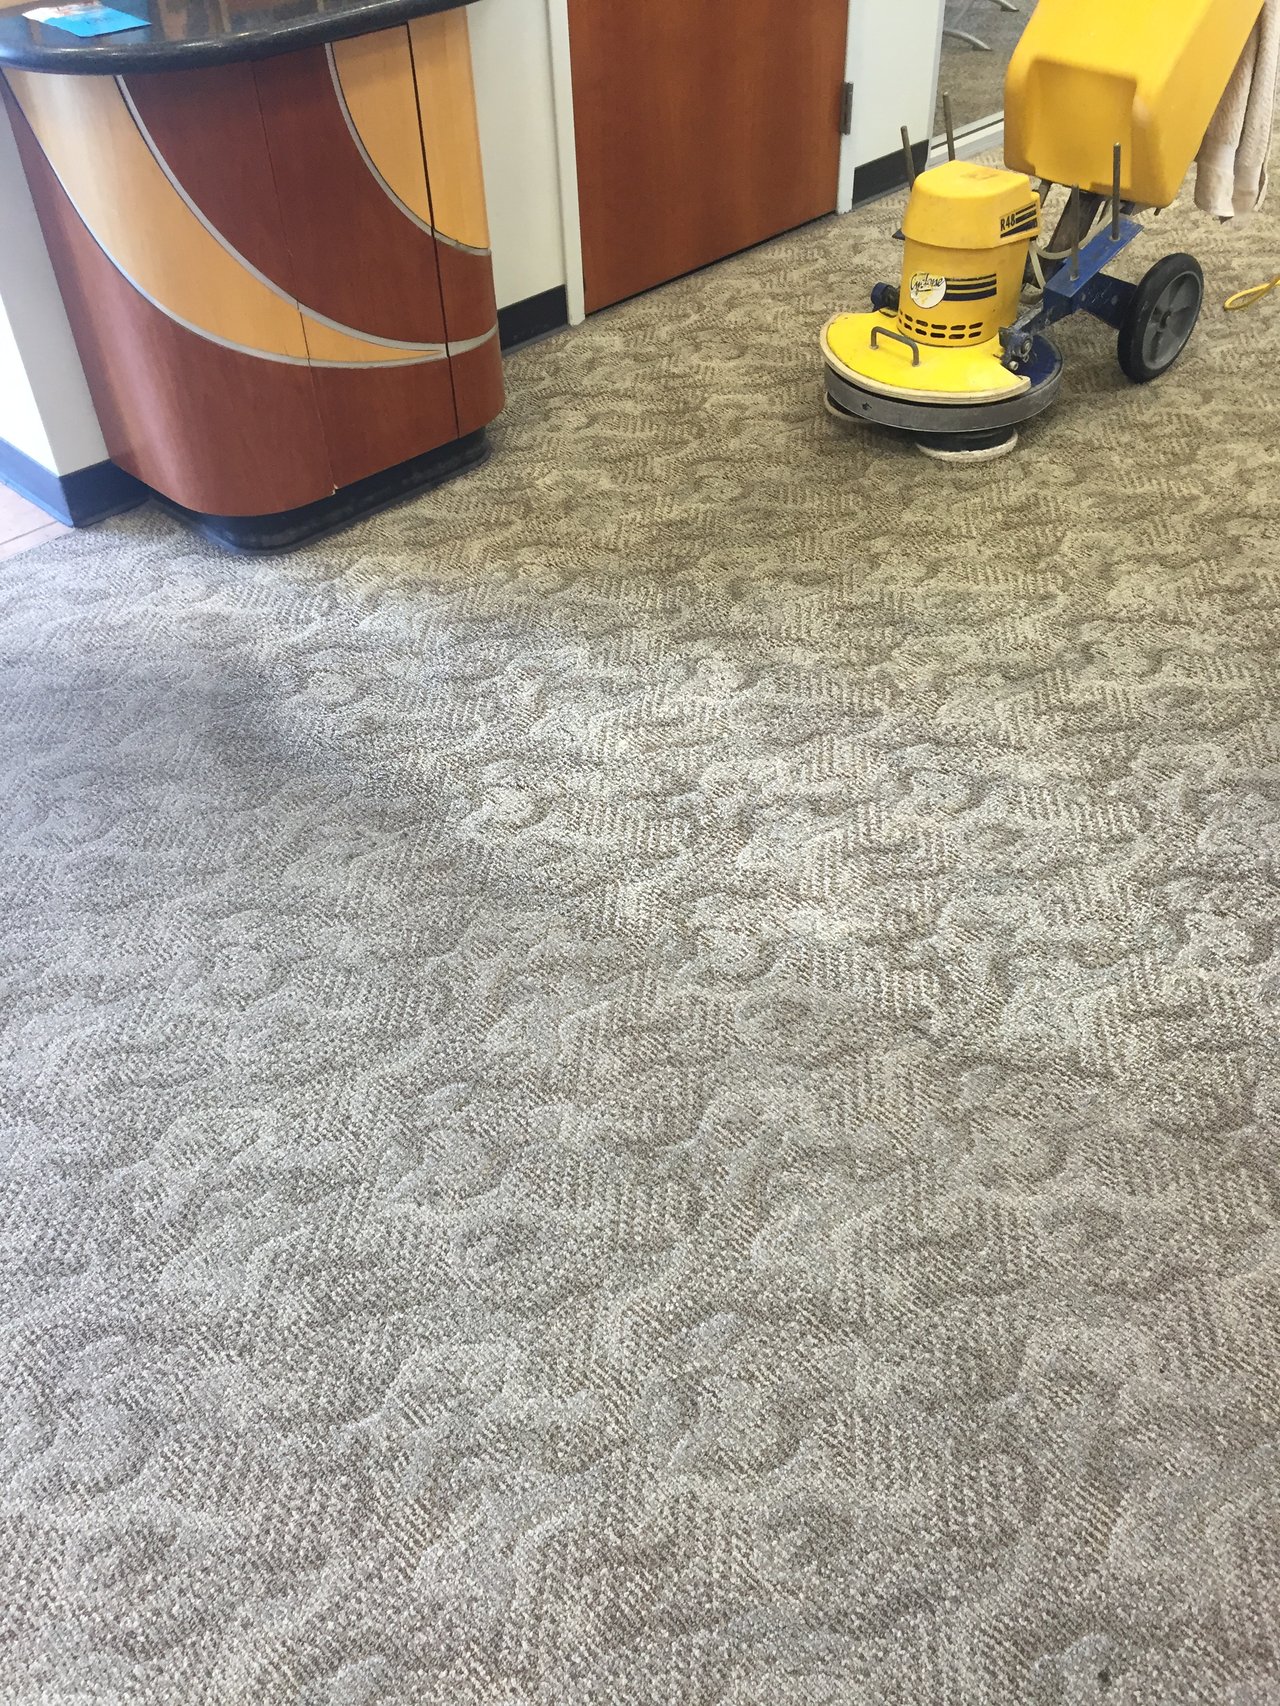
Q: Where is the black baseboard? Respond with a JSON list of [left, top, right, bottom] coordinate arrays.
[[3, 425, 487, 552], [498, 285, 569, 352], [152, 428, 490, 554], [0, 435, 147, 528], [853, 140, 930, 208]]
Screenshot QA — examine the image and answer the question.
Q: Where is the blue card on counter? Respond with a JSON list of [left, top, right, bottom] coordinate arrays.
[[25, 3, 147, 34]]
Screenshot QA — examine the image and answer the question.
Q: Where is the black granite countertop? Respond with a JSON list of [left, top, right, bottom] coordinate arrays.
[[0, 0, 470, 73]]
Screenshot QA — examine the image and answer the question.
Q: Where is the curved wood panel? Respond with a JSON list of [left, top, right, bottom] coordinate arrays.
[[3, 83, 334, 517], [252, 45, 448, 347], [121, 62, 447, 364], [120, 61, 299, 304], [309, 360, 459, 489], [6, 66, 431, 367], [299, 325, 443, 367], [3, 26, 501, 527], [449, 333, 504, 440], [5, 67, 310, 360], [329, 28, 433, 229], [410, 9, 490, 252], [436, 242, 499, 345]]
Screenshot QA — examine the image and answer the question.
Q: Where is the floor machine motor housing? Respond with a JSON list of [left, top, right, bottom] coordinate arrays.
[[823, 161, 1058, 457], [893, 162, 1039, 355]]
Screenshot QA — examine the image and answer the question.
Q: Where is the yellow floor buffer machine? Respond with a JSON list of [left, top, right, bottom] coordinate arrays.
[[822, 0, 1268, 459]]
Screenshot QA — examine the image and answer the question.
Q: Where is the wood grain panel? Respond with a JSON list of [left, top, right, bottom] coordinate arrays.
[[125, 59, 447, 367], [449, 335, 504, 440], [10, 65, 436, 368], [436, 242, 499, 345], [3, 82, 333, 518], [410, 9, 490, 251], [121, 61, 298, 301], [253, 45, 448, 348], [407, 7, 498, 401], [308, 360, 459, 490], [4, 66, 311, 358], [330, 27, 433, 228], [3, 33, 501, 524], [567, 0, 849, 312]]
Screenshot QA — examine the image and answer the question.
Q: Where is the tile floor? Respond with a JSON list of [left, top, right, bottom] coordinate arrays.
[[0, 483, 70, 562]]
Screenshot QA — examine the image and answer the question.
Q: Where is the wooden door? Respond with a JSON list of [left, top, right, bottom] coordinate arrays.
[[568, 0, 850, 313]]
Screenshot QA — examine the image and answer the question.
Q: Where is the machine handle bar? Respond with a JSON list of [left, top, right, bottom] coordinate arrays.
[[870, 325, 921, 366]]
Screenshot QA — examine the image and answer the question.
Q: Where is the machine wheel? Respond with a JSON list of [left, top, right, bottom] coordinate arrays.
[[1117, 254, 1204, 383]]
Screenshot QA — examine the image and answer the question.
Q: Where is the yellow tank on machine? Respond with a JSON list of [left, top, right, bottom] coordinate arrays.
[[1005, 0, 1265, 207], [824, 162, 1040, 403], [897, 161, 1040, 347]]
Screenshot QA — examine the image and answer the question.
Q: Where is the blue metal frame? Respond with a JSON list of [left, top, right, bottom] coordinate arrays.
[[1019, 215, 1143, 334]]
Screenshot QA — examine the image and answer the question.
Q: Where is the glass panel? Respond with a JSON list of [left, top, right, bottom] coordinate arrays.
[[934, 0, 1032, 139]]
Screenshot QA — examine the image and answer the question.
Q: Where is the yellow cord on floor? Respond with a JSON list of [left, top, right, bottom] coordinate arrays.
[[1224, 274, 1280, 310]]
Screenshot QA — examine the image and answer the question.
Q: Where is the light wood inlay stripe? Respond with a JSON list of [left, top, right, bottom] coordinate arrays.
[[301, 317, 444, 366], [5, 68, 309, 362], [3, 68, 436, 368], [330, 28, 435, 231], [409, 10, 491, 254]]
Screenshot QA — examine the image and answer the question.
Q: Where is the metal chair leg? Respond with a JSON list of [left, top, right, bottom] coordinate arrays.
[[943, 0, 1020, 52]]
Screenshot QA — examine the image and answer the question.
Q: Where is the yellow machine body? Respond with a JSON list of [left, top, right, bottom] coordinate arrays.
[[821, 161, 1041, 403], [897, 160, 1040, 348], [1005, 0, 1265, 208], [823, 313, 1030, 402]]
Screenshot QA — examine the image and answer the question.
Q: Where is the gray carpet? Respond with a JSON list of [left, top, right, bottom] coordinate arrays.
[[935, 1, 1031, 137], [2, 156, 1279, 1706]]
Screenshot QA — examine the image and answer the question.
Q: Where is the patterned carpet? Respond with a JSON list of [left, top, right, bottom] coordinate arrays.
[[2, 158, 1279, 1706], [935, 1, 1031, 136]]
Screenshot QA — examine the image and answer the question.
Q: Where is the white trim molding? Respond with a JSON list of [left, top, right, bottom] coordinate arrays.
[[545, 0, 585, 325], [929, 117, 1005, 166], [836, 0, 859, 212]]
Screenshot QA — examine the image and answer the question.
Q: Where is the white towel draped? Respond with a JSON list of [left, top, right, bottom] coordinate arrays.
[[1195, 0, 1280, 218]]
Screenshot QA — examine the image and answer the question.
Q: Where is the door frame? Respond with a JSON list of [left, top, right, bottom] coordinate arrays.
[[546, 0, 887, 325], [835, 0, 862, 212], [546, 0, 586, 325]]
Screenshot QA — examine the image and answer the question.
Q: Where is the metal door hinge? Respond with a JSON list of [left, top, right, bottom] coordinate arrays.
[[840, 82, 854, 137]]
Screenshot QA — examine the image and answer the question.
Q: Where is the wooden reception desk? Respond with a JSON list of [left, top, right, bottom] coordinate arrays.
[[0, 0, 503, 549]]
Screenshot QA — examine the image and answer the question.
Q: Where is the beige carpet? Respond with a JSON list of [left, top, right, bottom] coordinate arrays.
[[2, 155, 1279, 1706]]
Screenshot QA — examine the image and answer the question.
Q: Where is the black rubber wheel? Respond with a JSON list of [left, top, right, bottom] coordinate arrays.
[[1117, 253, 1204, 383]]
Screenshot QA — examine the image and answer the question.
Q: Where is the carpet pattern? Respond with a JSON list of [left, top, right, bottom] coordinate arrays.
[[2, 159, 1279, 1705], [935, 0, 1031, 137]]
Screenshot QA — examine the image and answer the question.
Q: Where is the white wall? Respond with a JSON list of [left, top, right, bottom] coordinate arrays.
[[471, 0, 568, 311], [0, 110, 109, 475], [0, 306, 55, 470], [847, 0, 944, 179]]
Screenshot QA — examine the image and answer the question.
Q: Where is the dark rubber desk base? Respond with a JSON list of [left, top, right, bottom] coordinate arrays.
[[151, 429, 490, 554]]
